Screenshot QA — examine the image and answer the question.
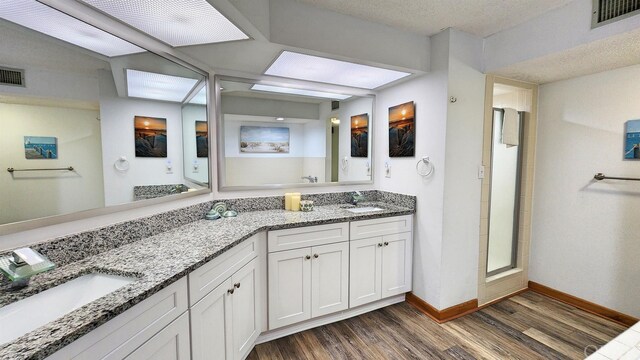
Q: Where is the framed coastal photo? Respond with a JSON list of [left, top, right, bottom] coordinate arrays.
[[24, 136, 57, 159], [134, 116, 167, 158], [389, 101, 415, 157], [240, 126, 289, 153], [350, 113, 369, 157], [195, 121, 208, 158], [624, 119, 640, 160]]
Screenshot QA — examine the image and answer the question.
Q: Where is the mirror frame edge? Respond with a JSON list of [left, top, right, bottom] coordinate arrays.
[[214, 75, 376, 192]]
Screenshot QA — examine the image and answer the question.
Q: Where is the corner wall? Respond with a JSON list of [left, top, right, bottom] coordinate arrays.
[[376, 29, 485, 309], [531, 64, 640, 317]]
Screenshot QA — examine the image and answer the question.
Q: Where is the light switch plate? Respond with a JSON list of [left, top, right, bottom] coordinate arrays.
[[478, 165, 485, 179]]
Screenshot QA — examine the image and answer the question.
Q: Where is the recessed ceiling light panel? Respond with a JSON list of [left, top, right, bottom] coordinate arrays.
[[250, 84, 351, 100], [264, 51, 411, 89], [77, 0, 249, 46], [0, 0, 143, 57], [127, 69, 199, 103]]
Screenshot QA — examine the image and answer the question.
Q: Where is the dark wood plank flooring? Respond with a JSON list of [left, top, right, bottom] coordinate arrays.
[[248, 291, 628, 360]]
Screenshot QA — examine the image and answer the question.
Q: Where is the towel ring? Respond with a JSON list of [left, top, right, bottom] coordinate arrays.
[[416, 156, 434, 177], [114, 156, 130, 172]]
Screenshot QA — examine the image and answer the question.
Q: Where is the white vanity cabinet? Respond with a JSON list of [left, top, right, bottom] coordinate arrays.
[[189, 233, 264, 360], [349, 216, 413, 308], [267, 224, 350, 330]]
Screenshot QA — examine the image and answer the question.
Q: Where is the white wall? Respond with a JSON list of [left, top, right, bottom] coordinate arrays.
[[531, 63, 640, 317], [0, 103, 104, 224], [439, 29, 485, 308], [182, 104, 209, 185], [375, 29, 484, 310], [99, 70, 184, 206], [375, 31, 450, 308]]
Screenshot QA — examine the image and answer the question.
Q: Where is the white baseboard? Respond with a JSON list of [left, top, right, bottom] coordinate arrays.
[[255, 294, 406, 344]]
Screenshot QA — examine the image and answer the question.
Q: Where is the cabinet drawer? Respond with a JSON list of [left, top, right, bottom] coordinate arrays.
[[350, 215, 412, 240], [124, 312, 190, 360], [47, 277, 188, 360], [268, 222, 349, 253], [189, 234, 260, 306]]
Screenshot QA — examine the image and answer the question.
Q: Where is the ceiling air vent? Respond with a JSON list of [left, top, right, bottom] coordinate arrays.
[[593, 0, 640, 27], [0, 67, 25, 87]]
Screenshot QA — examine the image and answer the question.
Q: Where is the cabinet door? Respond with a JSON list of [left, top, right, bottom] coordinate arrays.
[[231, 258, 261, 360], [381, 232, 413, 298], [125, 312, 190, 360], [268, 248, 312, 330], [190, 278, 233, 360], [311, 242, 349, 317], [349, 237, 382, 308]]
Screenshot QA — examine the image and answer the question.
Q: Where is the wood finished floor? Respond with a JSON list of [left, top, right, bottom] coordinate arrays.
[[247, 291, 628, 360]]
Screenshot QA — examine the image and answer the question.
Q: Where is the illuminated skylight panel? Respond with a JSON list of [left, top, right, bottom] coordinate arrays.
[[0, 0, 143, 57], [250, 84, 351, 100], [127, 69, 199, 103], [264, 51, 411, 89], [78, 0, 248, 46]]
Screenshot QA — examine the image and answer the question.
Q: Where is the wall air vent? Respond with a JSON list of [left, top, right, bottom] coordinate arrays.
[[0, 67, 25, 87], [593, 0, 640, 27]]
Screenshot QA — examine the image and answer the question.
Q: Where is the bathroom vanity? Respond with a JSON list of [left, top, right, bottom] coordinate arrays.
[[0, 193, 415, 360]]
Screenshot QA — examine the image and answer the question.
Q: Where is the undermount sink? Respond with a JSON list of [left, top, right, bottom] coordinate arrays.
[[0, 273, 135, 345], [345, 206, 384, 213]]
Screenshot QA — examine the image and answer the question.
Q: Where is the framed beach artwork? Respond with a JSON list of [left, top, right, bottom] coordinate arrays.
[[24, 136, 57, 159], [350, 113, 369, 157], [195, 121, 208, 158], [624, 119, 640, 160], [389, 101, 415, 157], [240, 126, 290, 153], [134, 116, 167, 158]]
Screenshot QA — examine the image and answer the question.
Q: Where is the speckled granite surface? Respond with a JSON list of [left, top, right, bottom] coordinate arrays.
[[0, 200, 414, 360], [133, 184, 190, 201], [0, 190, 414, 269]]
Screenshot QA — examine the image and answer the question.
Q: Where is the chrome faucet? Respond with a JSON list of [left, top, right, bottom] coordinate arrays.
[[0, 248, 55, 289], [301, 175, 318, 183], [350, 191, 365, 205]]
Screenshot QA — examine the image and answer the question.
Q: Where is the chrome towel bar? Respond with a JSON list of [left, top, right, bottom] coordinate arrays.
[[7, 166, 74, 173], [594, 173, 640, 181]]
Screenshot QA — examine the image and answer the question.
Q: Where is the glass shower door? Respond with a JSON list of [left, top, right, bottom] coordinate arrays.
[[486, 109, 524, 276]]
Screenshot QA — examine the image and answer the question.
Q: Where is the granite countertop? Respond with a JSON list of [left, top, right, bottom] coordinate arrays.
[[0, 202, 414, 360]]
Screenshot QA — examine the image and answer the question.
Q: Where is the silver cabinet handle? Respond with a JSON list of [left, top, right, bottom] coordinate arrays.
[[305, 255, 311, 260], [313, 254, 319, 258], [234, 282, 241, 289]]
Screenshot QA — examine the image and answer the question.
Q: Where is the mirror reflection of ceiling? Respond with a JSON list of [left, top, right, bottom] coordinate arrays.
[[0, 0, 144, 57]]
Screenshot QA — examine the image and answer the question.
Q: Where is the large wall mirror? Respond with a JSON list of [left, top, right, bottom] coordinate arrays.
[[0, 2, 210, 233], [216, 77, 374, 190]]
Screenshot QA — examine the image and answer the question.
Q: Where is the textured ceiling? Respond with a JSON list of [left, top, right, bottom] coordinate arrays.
[[491, 27, 640, 84], [293, 0, 574, 37]]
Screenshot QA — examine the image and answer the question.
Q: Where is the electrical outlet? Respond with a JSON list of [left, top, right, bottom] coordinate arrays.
[[478, 165, 485, 179], [385, 162, 391, 178]]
